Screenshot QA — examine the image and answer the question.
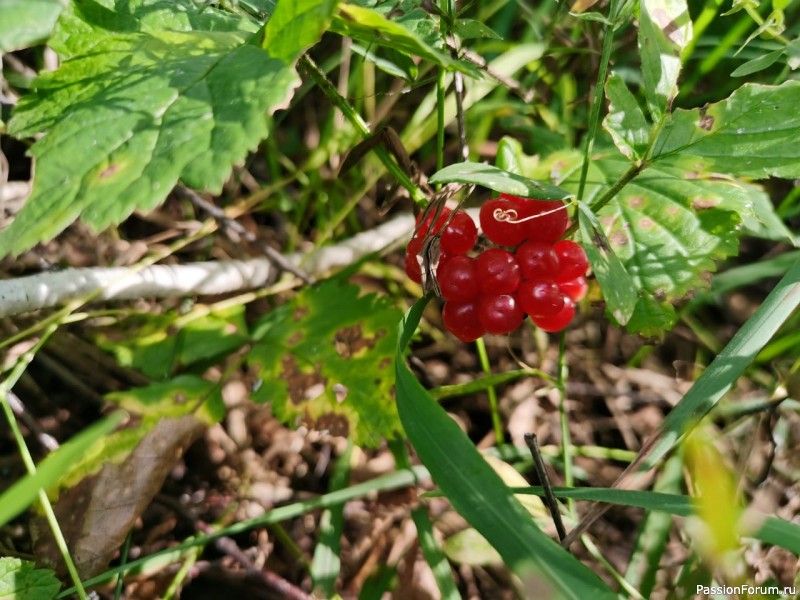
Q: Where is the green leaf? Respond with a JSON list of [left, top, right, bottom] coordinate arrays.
[[652, 80, 800, 179], [576, 201, 638, 325], [0, 557, 60, 600], [249, 279, 402, 447], [330, 3, 468, 72], [730, 48, 784, 77], [453, 18, 501, 40], [0, 0, 66, 52], [263, 0, 339, 64], [429, 162, 571, 200], [3, 31, 298, 256], [106, 375, 225, 423], [395, 298, 617, 600], [50, 0, 258, 58], [603, 73, 650, 160], [637, 0, 692, 120], [0, 412, 126, 527]]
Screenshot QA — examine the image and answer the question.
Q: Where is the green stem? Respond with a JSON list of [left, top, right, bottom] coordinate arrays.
[[475, 338, 504, 446], [576, 0, 622, 202], [0, 330, 88, 600], [436, 68, 446, 176], [300, 55, 427, 205], [556, 332, 573, 513]]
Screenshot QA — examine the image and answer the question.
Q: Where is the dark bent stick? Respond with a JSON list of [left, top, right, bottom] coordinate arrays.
[[524, 432, 568, 543]]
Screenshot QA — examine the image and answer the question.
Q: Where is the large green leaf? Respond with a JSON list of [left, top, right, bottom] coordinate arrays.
[[0, 557, 60, 600], [542, 150, 761, 334], [249, 280, 402, 447], [263, 0, 339, 64], [396, 298, 617, 600], [652, 81, 800, 179], [637, 0, 692, 121], [2, 0, 339, 257], [0, 0, 66, 52]]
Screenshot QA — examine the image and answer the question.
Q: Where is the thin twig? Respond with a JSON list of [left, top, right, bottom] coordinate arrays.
[[6, 391, 59, 452], [177, 187, 315, 284], [524, 433, 567, 542]]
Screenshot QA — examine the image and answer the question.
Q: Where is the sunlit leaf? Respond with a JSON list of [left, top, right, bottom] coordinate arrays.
[[604, 73, 650, 160], [429, 162, 571, 200], [0, 557, 60, 600], [0, 0, 66, 52]]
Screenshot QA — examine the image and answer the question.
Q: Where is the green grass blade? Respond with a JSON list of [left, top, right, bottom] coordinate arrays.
[[411, 508, 460, 600], [395, 297, 617, 600], [0, 411, 126, 527]]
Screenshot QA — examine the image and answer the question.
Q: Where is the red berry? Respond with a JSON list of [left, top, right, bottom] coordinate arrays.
[[476, 248, 521, 295], [479, 197, 530, 246], [516, 241, 560, 280], [518, 279, 566, 318], [440, 211, 478, 255], [404, 237, 424, 283], [498, 194, 568, 244], [558, 276, 588, 302], [443, 300, 485, 342], [478, 294, 525, 335], [437, 256, 480, 302], [553, 240, 589, 282], [416, 205, 452, 237], [532, 297, 575, 332]]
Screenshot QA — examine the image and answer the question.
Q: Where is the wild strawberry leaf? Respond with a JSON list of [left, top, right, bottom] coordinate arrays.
[[1, 0, 338, 257], [249, 279, 402, 448], [652, 81, 800, 179], [603, 73, 650, 160]]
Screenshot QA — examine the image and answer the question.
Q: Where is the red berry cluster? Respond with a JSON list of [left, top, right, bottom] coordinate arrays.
[[405, 193, 589, 343]]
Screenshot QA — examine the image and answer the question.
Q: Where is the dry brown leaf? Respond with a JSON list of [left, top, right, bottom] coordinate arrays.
[[33, 415, 206, 579]]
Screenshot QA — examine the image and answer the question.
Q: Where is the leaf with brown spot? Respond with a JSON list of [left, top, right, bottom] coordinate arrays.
[[249, 279, 402, 447]]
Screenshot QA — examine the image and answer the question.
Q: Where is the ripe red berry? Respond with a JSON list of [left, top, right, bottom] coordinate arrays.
[[518, 279, 566, 318], [404, 236, 424, 283], [440, 211, 477, 255], [516, 240, 559, 280], [437, 256, 480, 302], [553, 240, 589, 282], [443, 300, 485, 342], [416, 205, 452, 237], [558, 276, 588, 302], [479, 197, 530, 246], [478, 294, 525, 335], [532, 297, 575, 332], [476, 248, 521, 295]]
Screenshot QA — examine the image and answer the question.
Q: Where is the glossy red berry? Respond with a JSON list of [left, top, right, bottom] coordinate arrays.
[[516, 240, 559, 280], [478, 294, 525, 335], [558, 276, 588, 302], [443, 300, 485, 342], [479, 197, 530, 246], [532, 297, 575, 332], [404, 236, 424, 283], [415, 205, 452, 237], [437, 256, 480, 302], [518, 279, 566, 318], [553, 240, 589, 282], [476, 248, 521, 295], [440, 211, 478, 255]]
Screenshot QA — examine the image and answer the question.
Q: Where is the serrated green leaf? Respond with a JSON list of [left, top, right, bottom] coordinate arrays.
[[0, 557, 60, 600], [577, 201, 638, 325], [396, 298, 617, 600], [0, 412, 126, 527], [50, 0, 258, 58], [429, 162, 571, 200], [330, 3, 470, 73], [652, 80, 800, 179], [638, 0, 692, 120], [263, 0, 338, 64], [603, 73, 650, 160], [249, 280, 402, 447], [3, 31, 298, 256], [0, 0, 66, 52], [730, 48, 784, 77]]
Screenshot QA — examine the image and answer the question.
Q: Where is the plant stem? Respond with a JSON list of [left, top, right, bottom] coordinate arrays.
[[300, 55, 427, 205], [556, 332, 574, 513], [475, 338, 504, 446], [576, 0, 623, 202]]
